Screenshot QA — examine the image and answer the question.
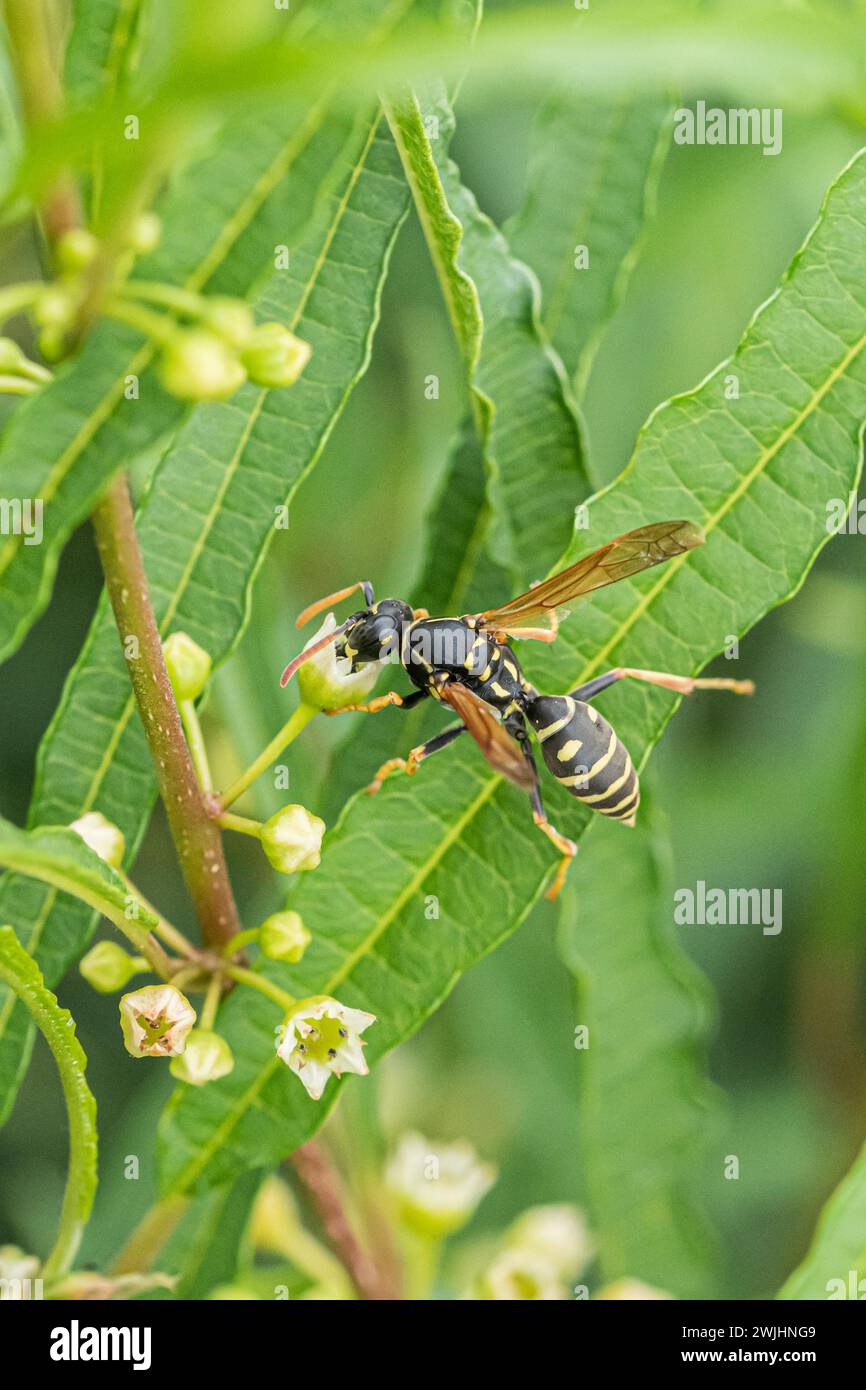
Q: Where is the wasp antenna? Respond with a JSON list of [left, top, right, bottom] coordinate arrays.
[[280, 621, 350, 687], [296, 582, 371, 629]]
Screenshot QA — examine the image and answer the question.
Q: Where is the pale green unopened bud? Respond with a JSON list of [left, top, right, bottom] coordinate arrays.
[[35, 284, 74, 328], [0, 337, 31, 374], [119, 984, 196, 1058], [241, 322, 311, 388], [159, 329, 246, 402], [163, 630, 212, 701], [205, 297, 255, 348], [128, 211, 162, 255], [259, 910, 311, 964], [70, 810, 126, 867], [56, 228, 99, 272], [260, 804, 325, 875], [80, 941, 141, 993], [169, 1029, 234, 1085]]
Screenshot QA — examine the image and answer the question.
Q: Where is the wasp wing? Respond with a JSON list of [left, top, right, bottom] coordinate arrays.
[[439, 681, 535, 791], [477, 520, 704, 634]]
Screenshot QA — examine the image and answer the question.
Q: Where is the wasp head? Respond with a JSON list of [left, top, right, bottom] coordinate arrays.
[[336, 598, 413, 670]]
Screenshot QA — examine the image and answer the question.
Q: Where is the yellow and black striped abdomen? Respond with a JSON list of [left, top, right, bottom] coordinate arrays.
[[526, 695, 640, 826]]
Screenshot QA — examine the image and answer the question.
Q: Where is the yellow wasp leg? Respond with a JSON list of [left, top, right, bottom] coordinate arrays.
[[532, 813, 578, 901], [365, 745, 424, 795], [324, 691, 405, 717]]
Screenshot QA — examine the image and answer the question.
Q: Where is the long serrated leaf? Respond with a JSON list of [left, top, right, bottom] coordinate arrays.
[[0, 814, 156, 934], [64, 0, 143, 108], [508, 91, 671, 394], [157, 148, 866, 1197], [0, 111, 410, 1126], [0, 97, 353, 666], [0, 926, 97, 1277], [558, 790, 721, 1299], [778, 1143, 866, 1299], [386, 83, 590, 581]]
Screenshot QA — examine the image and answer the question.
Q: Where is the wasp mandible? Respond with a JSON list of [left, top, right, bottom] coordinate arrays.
[[281, 521, 754, 899]]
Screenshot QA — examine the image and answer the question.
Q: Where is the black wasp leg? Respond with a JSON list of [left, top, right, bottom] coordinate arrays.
[[569, 667, 754, 702], [366, 720, 465, 794], [510, 719, 577, 901], [324, 688, 430, 717]]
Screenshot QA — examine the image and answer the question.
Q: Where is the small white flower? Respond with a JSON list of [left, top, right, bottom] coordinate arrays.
[[276, 995, 375, 1100], [506, 1204, 595, 1279], [479, 1247, 567, 1301], [119, 984, 196, 1058], [169, 1029, 234, 1085], [297, 612, 380, 711], [596, 1277, 673, 1300], [70, 811, 125, 868], [385, 1131, 497, 1238], [0, 1245, 40, 1296], [260, 804, 325, 874]]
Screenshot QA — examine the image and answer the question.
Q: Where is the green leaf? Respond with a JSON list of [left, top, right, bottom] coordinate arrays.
[[508, 91, 671, 394], [0, 814, 156, 935], [0, 109, 410, 1125], [172, 1170, 264, 1299], [386, 82, 590, 581], [64, 0, 144, 107], [558, 789, 721, 1299], [157, 148, 866, 1196], [778, 1142, 866, 1299], [0, 926, 97, 1277], [0, 100, 354, 666]]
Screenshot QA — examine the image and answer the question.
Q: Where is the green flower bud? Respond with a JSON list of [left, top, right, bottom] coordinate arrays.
[[119, 984, 196, 1058], [159, 329, 246, 402], [80, 941, 141, 993], [128, 211, 162, 255], [37, 326, 65, 362], [162, 630, 212, 701], [35, 284, 74, 328], [169, 1029, 234, 1085], [259, 910, 311, 964], [69, 810, 126, 867], [56, 228, 99, 272], [260, 804, 325, 875], [240, 322, 311, 388], [0, 337, 31, 374], [204, 297, 255, 348]]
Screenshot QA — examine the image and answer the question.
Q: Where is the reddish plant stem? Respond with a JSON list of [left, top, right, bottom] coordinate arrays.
[[92, 472, 241, 949], [290, 1140, 399, 1300]]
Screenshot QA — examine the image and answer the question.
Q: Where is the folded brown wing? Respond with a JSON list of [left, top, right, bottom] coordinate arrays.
[[439, 682, 535, 790], [477, 520, 704, 633]]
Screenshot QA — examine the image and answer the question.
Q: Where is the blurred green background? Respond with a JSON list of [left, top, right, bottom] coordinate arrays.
[[1, 62, 864, 1298]]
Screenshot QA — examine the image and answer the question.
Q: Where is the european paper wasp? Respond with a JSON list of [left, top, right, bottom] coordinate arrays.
[[281, 521, 754, 899]]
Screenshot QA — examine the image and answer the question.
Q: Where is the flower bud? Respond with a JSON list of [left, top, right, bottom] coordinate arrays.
[[478, 1247, 567, 1301], [128, 211, 162, 254], [385, 1132, 497, 1240], [260, 804, 325, 875], [259, 910, 311, 964], [159, 329, 246, 402], [297, 613, 379, 711], [205, 297, 255, 348], [56, 227, 99, 272], [505, 1204, 594, 1279], [596, 1278, 672, 1300], [162, 630, 212, 702], [80, 941, 141, 993], [119, 984, 196, 1058], [35, 284, 73, 328], [169, 1029, 234, 1085], [69, 810, 126, 867], [0, 337, 33, 374], [240, 322, 311, 388]]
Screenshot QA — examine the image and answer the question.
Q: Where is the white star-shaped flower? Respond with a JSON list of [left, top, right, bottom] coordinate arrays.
[[276, 995, 375, 1100], [297, 612, 379, 711]]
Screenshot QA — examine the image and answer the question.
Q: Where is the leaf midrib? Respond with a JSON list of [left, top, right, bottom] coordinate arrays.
[[168, 316, 866, 1193]]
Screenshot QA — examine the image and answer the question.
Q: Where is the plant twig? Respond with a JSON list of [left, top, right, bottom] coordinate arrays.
[[92, 472, 241, 949], [290, 1140, 398, 1300], [110, 1194, 189, 1276]]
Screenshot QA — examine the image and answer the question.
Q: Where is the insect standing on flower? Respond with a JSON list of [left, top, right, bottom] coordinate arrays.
[[281, 521, 754, 899]]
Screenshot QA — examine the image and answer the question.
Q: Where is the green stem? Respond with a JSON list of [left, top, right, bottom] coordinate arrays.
[[200, 972, 223, 1031], [115, 874, 199, 961], [220, 926, 261, 957], [92, 473, 242, 949], [222, 963, 295, 1012], [219, 702, 317, 809], [0, 927, 98, 1280], [110, 1194, 189, 1276], [404, 1232, 442, 1301], [218, 811, 264, 839], [122, 279, 212, 319], [180, 698, 214, 793], [0, 374, 39, 395], [0, 282, 45, 324], [102, 295, 178, 345]]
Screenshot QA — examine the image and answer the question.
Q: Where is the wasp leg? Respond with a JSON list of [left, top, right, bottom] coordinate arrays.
[[295, 580, 375, 630], [569, 666, 755, 702], [511, 720, 577, 901], [324, 688, 428, 717], [365, 721, 466, 794], [412, 607, 429, 619]]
